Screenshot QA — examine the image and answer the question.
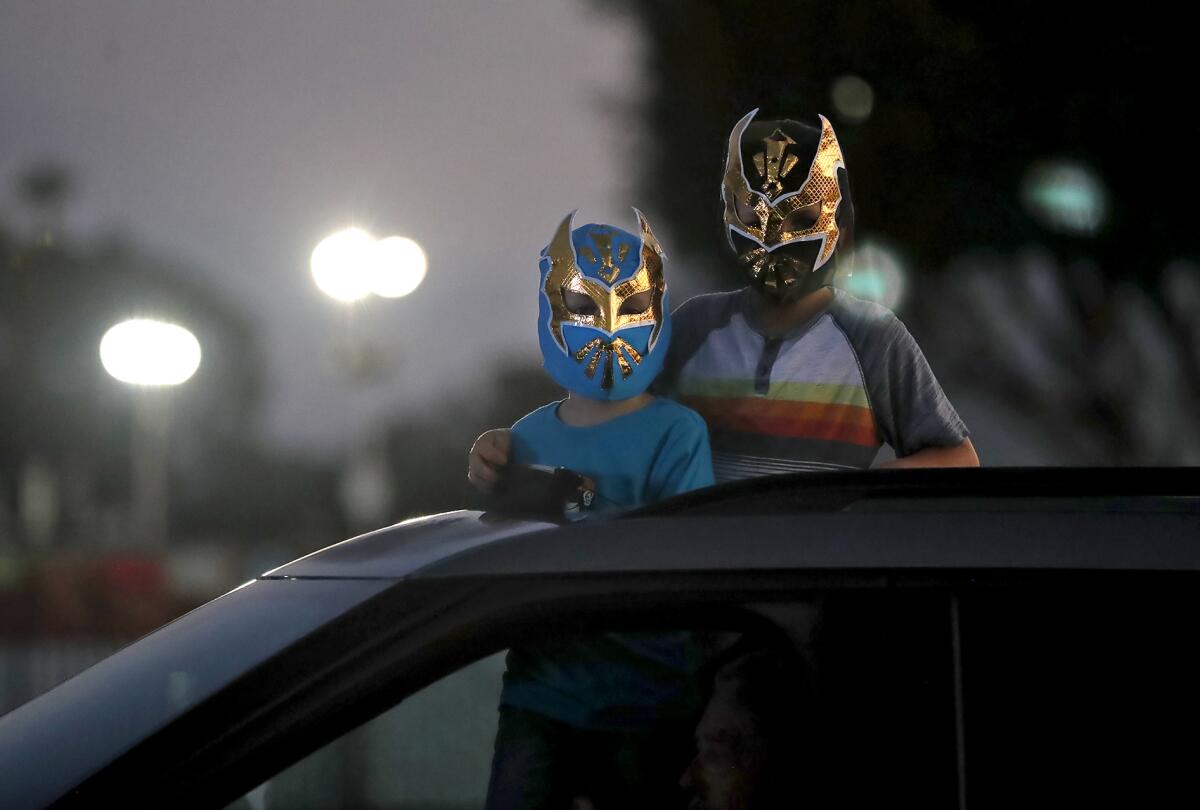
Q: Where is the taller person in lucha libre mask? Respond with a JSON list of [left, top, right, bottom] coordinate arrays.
[[722, 110, 854, 301], [656, 109, 979, 478], [468, 110, 977, 494]]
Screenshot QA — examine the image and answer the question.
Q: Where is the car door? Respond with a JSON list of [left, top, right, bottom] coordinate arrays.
[[192, 571, 964, 810]]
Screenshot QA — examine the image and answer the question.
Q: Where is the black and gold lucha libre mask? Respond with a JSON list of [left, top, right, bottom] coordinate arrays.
[[722, 109, 854, 302]]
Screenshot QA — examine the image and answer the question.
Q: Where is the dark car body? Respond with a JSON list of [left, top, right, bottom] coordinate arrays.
[[2, 469, 1198, 809]]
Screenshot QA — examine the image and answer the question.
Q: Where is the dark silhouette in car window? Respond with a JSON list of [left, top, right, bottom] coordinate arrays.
[[681, 647, 815, 810]]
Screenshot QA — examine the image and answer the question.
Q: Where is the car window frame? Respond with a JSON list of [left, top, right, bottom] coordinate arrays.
[[56, 568, 958, 808], [56, 566, 1200, 809]]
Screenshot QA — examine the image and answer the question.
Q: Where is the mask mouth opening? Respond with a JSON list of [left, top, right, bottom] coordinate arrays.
[[542, 318, 668, 402], [572, 334, 643, 391], [730, 231, 827, 300]]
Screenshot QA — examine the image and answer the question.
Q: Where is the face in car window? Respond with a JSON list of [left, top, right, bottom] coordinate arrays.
[[679, 648, 810, 810], [680, 689, 768, 810]]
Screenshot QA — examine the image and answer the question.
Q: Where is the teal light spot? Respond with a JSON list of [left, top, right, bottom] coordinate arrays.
[[1022, 161, 1107, 235], [844, 269, 888, 300], [840, 239, 906, 310]]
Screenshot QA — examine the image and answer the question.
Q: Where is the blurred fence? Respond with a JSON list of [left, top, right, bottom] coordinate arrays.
[[0, 640, 123, 716], [0, 543, 291, 717]]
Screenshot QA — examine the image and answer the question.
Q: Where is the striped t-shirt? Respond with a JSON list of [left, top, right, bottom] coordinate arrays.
[[657, 287, 968, 482]]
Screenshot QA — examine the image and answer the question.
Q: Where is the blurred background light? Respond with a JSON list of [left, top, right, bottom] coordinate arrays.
[[311, 228, 377, 302], [841, 239, 907, 311], [831, 75, 875, 124], [370, 236, 427, 298], [1021, 161, 1108, 236], [100, 319, 202, 386]]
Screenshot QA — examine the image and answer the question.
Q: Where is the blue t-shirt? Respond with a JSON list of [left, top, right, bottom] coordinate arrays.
[[509, 397, 715, 513], [502, 396, 714, 729]]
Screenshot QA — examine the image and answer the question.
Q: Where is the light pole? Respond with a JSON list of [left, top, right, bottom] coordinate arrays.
[[310, 228, 427, 381], [99, 318, 201, 549], [310, 228, 427, 529]]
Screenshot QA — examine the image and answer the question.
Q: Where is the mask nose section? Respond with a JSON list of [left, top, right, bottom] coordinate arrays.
[[597, 290, 621, 333]]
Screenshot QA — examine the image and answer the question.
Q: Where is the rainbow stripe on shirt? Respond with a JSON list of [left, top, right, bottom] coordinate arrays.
[[673, 303, 881, 480]]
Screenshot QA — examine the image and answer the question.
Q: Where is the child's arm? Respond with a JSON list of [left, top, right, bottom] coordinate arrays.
[[839, 300, 978, 467], [467, 428, 512, 491]]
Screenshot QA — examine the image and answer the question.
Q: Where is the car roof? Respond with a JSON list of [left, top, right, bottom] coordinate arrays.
[[265, 468, 1200, 580], [262, 510, 557, 580]]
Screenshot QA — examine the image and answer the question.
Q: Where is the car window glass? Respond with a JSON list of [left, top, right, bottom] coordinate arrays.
[[961, 585, 1200, 805], [225, 593, 959, 810], [239, 652, 508, 810], [227, 627, 750, 810]]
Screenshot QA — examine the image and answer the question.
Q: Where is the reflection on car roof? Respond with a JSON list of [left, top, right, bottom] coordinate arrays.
[[267, 469, 1200, 581]]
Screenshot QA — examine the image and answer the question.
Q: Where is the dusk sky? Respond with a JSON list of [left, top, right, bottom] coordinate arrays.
[[0, 1, 649, 456]]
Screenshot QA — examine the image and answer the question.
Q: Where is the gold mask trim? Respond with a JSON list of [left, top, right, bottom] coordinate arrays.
[[542, 210, 667, 389], [753, 129, 801, 198], [574, 336, 643, 390], [577, 230, 636, 285], [722, 109, 846, 270]]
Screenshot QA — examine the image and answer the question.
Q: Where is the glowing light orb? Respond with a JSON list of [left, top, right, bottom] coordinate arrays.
[[831, 75, 875, 124], [842, 240, 906, 311], [100, 319, 202, 386], [370, 236, 427, 298], [1021, 161, 1107, 236], [311, 228, 377, 302]]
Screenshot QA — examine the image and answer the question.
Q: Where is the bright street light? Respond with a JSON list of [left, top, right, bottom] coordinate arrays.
[[99, 317, 200, 549], [370, 236, 427, 298], [311, 228, 377, 302], [311, 229, 427, 302], [100, 319, 202, 386]]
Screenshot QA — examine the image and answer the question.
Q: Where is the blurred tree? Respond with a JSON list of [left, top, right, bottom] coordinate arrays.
[[0, 167, 342, 551], [913, 252, 1200, 464], [592, 0, 1196, 281], [17, 163, 71, 246], [172, 437, 344, 548], [382, 363, 563, 520], [591, 0, 1200, 464]]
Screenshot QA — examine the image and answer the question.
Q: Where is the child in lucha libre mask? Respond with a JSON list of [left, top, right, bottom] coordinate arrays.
[[469, 110, 977, 489], [484, 210, 713, 810], [509, 209, 712, 503]]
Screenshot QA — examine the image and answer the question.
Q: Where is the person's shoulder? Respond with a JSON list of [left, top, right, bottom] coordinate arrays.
[[830, 288, 900, 326], [646, 398, 710, 437], [511, 400, 564, 432], [673, 288, 745, 327], [649, 396, 706, 421], [829, 288, 908, 341]]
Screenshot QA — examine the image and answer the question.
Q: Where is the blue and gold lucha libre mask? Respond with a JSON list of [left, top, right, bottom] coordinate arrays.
[[538, 210, 670, 400]]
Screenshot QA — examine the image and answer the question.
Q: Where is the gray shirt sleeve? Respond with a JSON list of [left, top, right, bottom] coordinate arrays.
[[832, 293, 968, 456]]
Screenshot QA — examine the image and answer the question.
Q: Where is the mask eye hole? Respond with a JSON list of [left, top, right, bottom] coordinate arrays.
[[782, 203, 820, 232], [563, 290, 599, 317], [736, 200, 759, 228], [619, 291, 652, 315]]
